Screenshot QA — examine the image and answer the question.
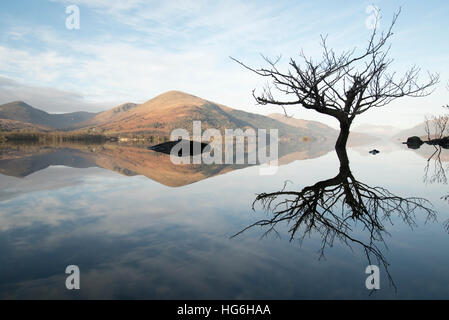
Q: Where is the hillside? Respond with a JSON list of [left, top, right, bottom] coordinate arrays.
[[0, 119, 51, 132], [0, 101, 97, 130]]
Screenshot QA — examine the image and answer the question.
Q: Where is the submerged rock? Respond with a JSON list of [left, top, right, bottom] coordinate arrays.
[[148, 139, 209, 156]]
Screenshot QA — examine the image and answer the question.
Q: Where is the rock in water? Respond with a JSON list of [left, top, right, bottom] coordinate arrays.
[[406, 136, 423, 148], [148, 139, 209, 156]]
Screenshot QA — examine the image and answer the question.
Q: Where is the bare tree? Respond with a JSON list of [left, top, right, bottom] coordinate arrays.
[[425, 114, 449, 142], [232, 8, 439, 149]]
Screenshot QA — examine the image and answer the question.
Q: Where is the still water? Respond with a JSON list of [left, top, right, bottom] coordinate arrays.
[[0, 140, 448, 299]]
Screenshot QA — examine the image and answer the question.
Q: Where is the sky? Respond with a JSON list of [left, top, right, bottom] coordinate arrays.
[[0, 0, 448, 129]]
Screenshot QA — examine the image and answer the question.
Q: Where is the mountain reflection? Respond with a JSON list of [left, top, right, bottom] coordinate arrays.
[[0, 140, 334, 187], [235, 147, 437, 288]]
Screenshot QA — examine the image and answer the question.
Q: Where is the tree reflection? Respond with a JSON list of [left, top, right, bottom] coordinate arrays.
[[423, 146, 448, 185], [419, 144, 449, 232], [235, 147, 436, 288]]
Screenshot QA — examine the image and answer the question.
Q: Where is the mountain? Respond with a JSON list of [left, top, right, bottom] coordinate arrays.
[[393, 122, 427, 141], [0, 101, 97, 130], [268, 113, 378, 146], [268, 113, 337, 139], [352, 124, 401, 138], [1, 92, 377, 145], [78, 91, 315, 139]]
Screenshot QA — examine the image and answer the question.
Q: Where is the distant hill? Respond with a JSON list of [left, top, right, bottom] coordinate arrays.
[[268, 113, 337, 141], [268, 113, 378, 146], [0, 101, 97, 130], [352, 123, 401, 138], [393, 122, 427, 141]]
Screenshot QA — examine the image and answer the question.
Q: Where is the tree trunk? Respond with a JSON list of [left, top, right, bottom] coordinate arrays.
[[335, 120, 350, 149], [335, 119, 351, 166]]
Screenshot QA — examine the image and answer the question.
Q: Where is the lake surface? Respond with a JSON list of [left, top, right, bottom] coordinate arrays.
[[0, 140, 448, 299]]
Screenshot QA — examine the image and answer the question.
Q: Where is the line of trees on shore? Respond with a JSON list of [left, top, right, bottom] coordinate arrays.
[[0, 130, 174, 144], [0, 131, 110, 143]]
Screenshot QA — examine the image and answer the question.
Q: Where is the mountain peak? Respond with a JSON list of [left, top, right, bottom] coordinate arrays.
[[147, 90, 203, 103], [0, 101, 33, 109], [156, 90, 198, 98], [139, 90, 207, 110]]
